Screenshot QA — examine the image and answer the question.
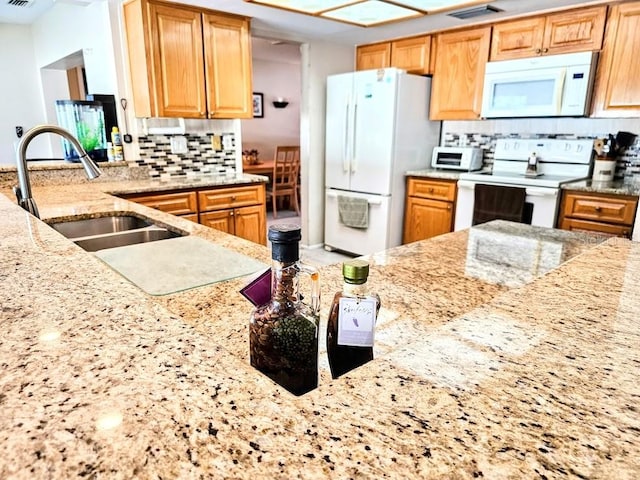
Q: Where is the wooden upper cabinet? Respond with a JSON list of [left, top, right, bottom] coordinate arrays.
[[490, 16, 546, 60], [490, 6, 606, 60], [355, 43, 391, 70], [592, 2, 640, 117], [390, 36, 431, 75], [203, 13, 253, 118], [123, 0, 252, 119], [430, 26, 491, 120]]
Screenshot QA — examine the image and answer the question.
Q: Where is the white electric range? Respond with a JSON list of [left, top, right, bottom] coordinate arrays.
[[455, 138, 594, 231]]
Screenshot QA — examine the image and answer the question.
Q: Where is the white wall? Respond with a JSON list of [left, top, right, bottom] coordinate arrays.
[[0, 24, 48, 165], [31, 2, 118, 96], [300, 41, 354, 248], [242, 57, 301, 162]]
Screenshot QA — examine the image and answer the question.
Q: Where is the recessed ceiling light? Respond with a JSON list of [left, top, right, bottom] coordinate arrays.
[[244, 0, 497, 27], [321, 1, 421, 27]]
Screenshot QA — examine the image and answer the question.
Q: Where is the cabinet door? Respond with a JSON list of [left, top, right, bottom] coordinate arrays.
[[592, 2, 640, 117], [390, 36, 430, 74], [356, 43, 391, 71], [203, 13, 253, 118], [200, 209, 235, 234], [148, 2, 207, 118], [403, 197, 453, 244], [542, 6, 606, 55], [234, 205, 266, 245], [128, 191, 198, 215], [490, 16, 546, 61], [430, 27, 491, 120]]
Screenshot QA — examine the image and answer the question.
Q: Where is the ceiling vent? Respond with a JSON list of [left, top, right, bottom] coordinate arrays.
[[6, 0, 34, 7], [448, 4, 502, 20]]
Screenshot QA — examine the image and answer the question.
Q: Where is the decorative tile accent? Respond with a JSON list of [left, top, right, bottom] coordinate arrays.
[[136, 133, 237, 179], [443, 132, 640, 180]]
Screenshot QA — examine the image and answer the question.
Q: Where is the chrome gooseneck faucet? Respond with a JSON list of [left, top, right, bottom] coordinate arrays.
[[14, 125, 102, 218]]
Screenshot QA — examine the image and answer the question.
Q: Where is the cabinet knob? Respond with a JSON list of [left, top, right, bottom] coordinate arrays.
[[230, 211, 234, 216], [447, 205, 452, 211], [543, 48, 549, 53], [536, 48, 542, 54], [231, 195, 236, 201], [594, 206, 602, 212]]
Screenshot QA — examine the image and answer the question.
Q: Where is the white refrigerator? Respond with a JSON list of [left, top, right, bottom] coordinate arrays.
[[324, 68, 441, 255]]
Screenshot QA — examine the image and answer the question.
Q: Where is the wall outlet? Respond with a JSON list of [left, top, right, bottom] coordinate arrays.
[[222, 134, 234, 151], [170, 135, 188, 154]]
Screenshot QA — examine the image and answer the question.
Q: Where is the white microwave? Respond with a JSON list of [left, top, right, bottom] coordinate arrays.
[[431, 146, 483, 171], [481, 51, 598, 118]]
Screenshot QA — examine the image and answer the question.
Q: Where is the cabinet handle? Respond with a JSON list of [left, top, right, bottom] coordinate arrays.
[[230, 211, 234, 216], [594, 206, 602, 212], [623, 230, 630, 237], [447, 205, 452, 211], [536, 48, 542, 54], [543, 48, 549, 53], [231, 195, 237, 202]]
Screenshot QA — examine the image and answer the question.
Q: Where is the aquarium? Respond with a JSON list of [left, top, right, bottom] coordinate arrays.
[[55, 100, 107, 162]]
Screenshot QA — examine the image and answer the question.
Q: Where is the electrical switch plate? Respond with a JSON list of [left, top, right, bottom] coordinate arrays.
[[211, 134, 222, 151], [170, 135, 188, 154], [222, 135, 234, 151]]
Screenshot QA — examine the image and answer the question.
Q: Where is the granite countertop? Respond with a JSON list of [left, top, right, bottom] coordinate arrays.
[[1, 178, 640, 478], [405, 168, 467, 180], [562, 178, 640, 196]]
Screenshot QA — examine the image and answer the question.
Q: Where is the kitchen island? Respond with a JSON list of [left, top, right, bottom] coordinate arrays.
[[1, 177, 639, 479]]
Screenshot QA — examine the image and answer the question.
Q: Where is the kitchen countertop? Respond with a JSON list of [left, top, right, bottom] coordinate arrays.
[[405, 168, 468, 180], [2, 177, 640, 478], [562, 178, 640, 196]]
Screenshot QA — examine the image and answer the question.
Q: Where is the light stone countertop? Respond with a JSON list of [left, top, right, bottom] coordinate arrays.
[[405, 168, 467, 180], [562, 178, 640, 196], [1, 177, 640, 479]]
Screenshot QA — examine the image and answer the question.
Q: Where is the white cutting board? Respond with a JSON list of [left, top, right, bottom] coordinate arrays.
[[95, 235, 267, 296]]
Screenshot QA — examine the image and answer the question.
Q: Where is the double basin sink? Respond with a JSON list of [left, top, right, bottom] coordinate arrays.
[[48, 213, 186, 252]]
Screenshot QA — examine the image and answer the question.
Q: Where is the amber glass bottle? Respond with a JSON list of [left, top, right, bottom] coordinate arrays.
[[327, 259, 380, 379]]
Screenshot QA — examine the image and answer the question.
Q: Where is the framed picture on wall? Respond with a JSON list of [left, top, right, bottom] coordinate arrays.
[[252, 93, 264, 118]]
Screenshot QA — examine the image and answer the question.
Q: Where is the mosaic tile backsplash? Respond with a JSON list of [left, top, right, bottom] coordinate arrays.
[[135, 133, 237, 179], [444, 132, 640, 180]]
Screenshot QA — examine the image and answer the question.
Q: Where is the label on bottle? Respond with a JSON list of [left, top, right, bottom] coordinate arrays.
[[337, 297, 376, 347]]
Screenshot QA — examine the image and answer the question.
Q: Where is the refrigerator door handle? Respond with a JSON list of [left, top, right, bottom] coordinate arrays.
[[351, 102, 358, 173], [326, 191, 382, 205], [343, 103, 350, 173]]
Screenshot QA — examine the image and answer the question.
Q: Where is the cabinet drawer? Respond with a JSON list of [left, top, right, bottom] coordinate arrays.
[[559, 217, 632, 238], [198, 184, 264, 211], [130, 191, 198, 215], [407, 178, 456, 201], [563, 192, 638, 225]]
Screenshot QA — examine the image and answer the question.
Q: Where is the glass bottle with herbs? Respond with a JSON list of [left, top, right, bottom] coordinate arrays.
[[249, 225, 320, 396], [327, 259, 380, 379]]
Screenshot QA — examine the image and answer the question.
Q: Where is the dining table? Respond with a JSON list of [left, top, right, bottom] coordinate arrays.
[[242, 159, 274, 175]]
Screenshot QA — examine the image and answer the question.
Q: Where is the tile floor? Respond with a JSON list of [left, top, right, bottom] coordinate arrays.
[[266, 210, 354, 267]]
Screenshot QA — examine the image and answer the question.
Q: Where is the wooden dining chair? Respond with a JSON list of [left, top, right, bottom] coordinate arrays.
[[267, 146, 300, 218]]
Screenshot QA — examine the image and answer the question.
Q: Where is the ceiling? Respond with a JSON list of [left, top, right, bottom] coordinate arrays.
[[1, 0, 607, 45]]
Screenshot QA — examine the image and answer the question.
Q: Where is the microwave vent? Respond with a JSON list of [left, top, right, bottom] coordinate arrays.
[[448, 4, 502, 20]]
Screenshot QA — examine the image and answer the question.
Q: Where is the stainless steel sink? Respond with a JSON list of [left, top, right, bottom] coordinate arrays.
[[50, 215, 152, 238], [46, 213, 186, 252]]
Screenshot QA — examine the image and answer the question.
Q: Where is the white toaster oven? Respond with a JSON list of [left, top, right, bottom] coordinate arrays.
[[431, 146, 483, 171]]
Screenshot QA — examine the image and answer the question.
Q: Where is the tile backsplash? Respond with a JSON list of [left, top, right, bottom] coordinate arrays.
[[135, 132, 237, 179], [443, 131, 640, 181]]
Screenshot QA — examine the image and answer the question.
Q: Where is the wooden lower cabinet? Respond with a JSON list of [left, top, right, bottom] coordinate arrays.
[[199, 204, 265, 245], [558, 190, 638, 239], [403, 177, 456, 244], [126, 191, 198, 216], [121, 183, 267, 245]]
